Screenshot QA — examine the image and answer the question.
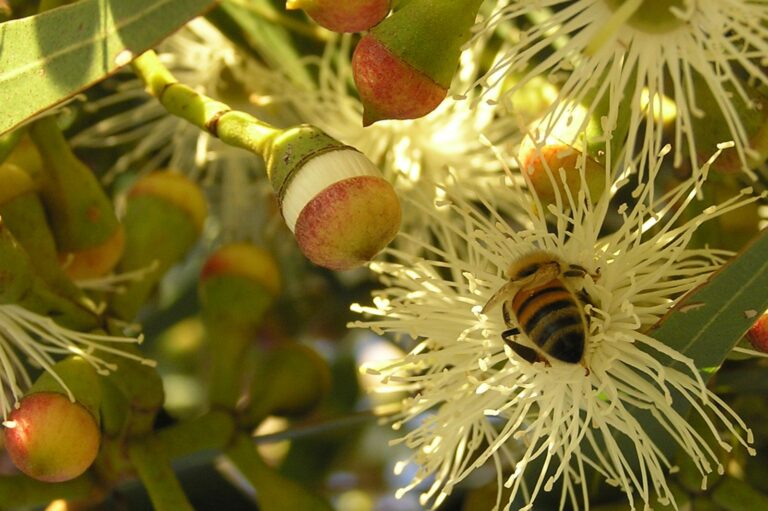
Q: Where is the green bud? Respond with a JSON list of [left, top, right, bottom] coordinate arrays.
[[353, 0, 483, 124], [247, 343, 331, 423], [28, 117, 120, 253], [0, 163, 92, 301], [109, 171, 207, 320], [0, 217, 35, 304], [200, 243, 282, 409], [200, 243, 281, 332]]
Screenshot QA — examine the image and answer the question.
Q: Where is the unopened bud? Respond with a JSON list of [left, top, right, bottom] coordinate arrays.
[[247, 343, 331, 422], [199, 243, 281, 332], [286, 0, 390, 33], [264, 126, 400, 270], [747, 313, 768, 353], [518, 142, 605, 206], [352, 0, 483, 124], [3, 392, 100, 482], [29, 118, 120, 254], [109, 171, 207, 320]]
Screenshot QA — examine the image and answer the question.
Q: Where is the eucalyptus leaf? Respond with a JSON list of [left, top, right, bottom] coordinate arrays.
[[648, 227, 768, 374], [621, 228, 768, 462], [0, 0, 217, 135]]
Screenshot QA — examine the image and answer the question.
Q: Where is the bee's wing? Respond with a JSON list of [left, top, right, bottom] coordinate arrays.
[[481, 280, 521, 315]]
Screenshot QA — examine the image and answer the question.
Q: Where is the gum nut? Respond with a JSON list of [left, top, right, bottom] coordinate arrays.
[[289, 0, 390, 33]]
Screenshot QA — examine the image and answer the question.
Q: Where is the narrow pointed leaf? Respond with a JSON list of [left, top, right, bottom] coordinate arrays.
[[0, 0, 217, 135], [626, 227, 768, 459], [649, 227, 768, 374]]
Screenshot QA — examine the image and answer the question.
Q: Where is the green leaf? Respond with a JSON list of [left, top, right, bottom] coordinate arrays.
[[0, 0, 217, 135], [620, 228, 768, 461], [648, 227, 768, 374]]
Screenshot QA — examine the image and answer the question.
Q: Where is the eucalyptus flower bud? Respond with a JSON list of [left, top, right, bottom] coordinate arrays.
[[3, 393, 100, 482], [263, 125, 401, 270], [2, 357, 102, 483], [286, 0, 390, 33], [352, 0, 483, 124], [199, 243, 281, 333], [28, 118, 122, 267], [747, 313, 768, 353], [0, 163, 88, 299], [518, 142, 605, 206], [246, 343, 331, 423], [109, 171, 207, 320]]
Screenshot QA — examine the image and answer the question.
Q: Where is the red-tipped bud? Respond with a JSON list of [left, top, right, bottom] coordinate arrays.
[[287, 0, 390, 33], [110, 171, 208, 320], [283, 150, 401, 270], [3, 392, 100, 482], [747, 313, 768, 353], [264, 126, 401, 270], [61, 224, 125, 280], [518, 142, 605, 206], [351, 0, 483, 124], [199, 243, 281, 331], [353, 35, 447, 125]]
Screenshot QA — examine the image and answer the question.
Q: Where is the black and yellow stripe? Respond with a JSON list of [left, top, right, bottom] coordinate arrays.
[[510, 279, 585, 364]]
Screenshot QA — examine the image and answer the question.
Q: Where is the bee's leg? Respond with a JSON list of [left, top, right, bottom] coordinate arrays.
[[564, 264, 600, 281], [501, 331, 550, 366], [563, 264, 588, 278], [577, 289, 595, 308], [501, 327, 520, 338], [502, 303, 514, 325]]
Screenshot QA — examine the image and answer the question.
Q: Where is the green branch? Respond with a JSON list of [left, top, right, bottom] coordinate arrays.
[[131, 50, 279, 156], [155, 410, 237, 459], [225, 433, 333, 511], [128, 436, 194, 511]]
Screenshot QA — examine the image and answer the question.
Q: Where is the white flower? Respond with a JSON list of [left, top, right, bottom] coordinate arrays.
[[476, 0, 768, 182], [0, 305, 153, 419], [351, 146, 759, 510]]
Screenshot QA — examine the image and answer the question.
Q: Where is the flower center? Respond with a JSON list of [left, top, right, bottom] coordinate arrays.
[[603, 0, 690, 34]]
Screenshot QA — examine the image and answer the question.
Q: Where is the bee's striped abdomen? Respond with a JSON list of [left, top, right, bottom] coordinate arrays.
[[510, 279, 585, 364]]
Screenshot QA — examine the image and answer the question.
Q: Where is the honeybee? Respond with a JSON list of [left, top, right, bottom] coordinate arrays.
[[482, 251, 595, 366]]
